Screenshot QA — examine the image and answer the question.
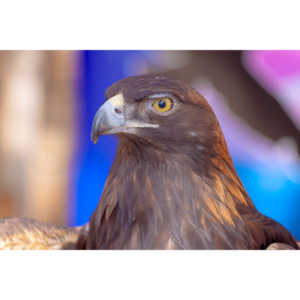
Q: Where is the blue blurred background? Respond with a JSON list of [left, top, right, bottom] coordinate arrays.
[[0, 50, 299, 239]]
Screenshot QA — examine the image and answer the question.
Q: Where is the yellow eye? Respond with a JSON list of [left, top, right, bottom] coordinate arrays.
[[152, 97, 173, 113]]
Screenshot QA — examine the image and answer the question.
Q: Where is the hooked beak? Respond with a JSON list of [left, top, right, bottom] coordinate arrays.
[[91, 94, 159, 144]]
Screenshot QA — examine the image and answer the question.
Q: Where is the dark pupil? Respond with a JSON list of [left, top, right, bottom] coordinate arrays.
[[158, 99, 166, 108]]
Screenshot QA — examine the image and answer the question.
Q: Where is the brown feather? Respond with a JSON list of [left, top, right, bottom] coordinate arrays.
[[267, 243, 296, 250], [0, 218, 84, 250]]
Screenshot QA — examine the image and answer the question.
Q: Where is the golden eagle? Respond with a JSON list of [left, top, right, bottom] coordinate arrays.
[[0, 74, 299, 250]]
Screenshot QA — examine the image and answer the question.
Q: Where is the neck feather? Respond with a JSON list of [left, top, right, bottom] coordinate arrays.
[[89, 137, 255, 249]]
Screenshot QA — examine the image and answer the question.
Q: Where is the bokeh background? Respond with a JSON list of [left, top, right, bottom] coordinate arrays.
[[0, 50, 300, 239]]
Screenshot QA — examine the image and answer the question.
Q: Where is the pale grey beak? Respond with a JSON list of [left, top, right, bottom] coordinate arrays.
[[91, 94, 126, 143]]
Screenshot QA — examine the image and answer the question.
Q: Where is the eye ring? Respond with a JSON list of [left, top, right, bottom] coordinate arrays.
[[152, 97, 173, 113]]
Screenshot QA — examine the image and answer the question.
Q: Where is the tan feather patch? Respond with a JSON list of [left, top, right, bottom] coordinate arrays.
[[0, 218, 82, 250]]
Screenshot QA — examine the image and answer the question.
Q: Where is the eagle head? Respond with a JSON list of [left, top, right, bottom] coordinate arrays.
[[91, 74, 221, 154]]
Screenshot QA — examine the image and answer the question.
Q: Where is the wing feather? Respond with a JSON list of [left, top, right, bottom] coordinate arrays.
[[0, 218, 84, 250], [266, 243, 297, 250]]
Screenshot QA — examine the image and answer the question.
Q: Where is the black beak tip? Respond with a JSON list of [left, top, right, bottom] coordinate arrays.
[[91, 135, 99, 144], [91, 117, 100, 144]]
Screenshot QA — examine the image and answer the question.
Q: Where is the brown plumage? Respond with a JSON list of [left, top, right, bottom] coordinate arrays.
[[80, 74, 299, 249], [0, 218, 86, 250]]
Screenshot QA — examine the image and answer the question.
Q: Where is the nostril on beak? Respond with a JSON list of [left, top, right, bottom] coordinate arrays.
[[114, 108, 122, 114]]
